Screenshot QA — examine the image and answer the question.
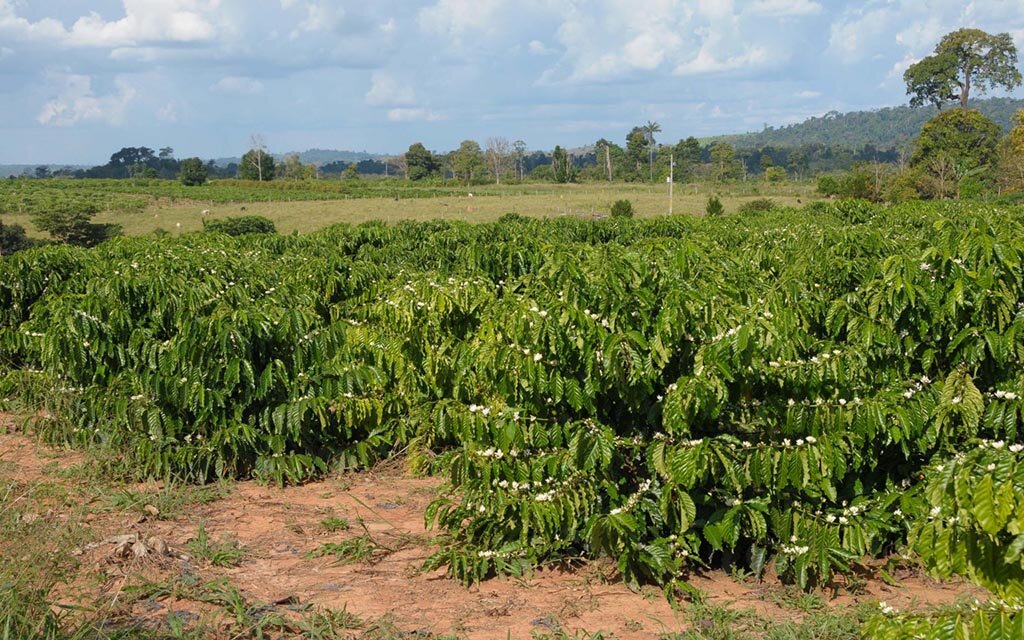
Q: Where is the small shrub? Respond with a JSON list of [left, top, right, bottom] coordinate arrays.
[[883, 171, 923, 203], [31, 203, 122, 247], [737, 198, 776, 214], [832, 199, 879, 224], [203, 215, 277, 236], [0, 221, 37, 255], [705, 195, 724, 217], [610, 199, 634, 218], [817, 175, 841, 196], [764, 166, 787, 182]]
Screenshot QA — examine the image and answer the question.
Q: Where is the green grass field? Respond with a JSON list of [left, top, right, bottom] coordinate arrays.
[[1, 178, 820, 237]]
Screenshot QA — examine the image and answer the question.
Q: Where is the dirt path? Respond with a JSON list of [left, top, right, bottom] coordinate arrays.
[[0, 418, 979, 639]]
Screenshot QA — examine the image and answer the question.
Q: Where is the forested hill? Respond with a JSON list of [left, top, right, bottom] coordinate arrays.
[[707, 97, 1024, 150]]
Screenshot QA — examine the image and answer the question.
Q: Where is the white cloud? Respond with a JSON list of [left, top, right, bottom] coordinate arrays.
[[37, 74, 135, 126], [828, 1, 1024, 65], [418, 0, 506, 40], [67, 2, 215, 47], [0, 0, 68, 42], [828, 7, 894, 62], [675, 44, 770, 76], [387, 107, 445, 122], [747, 0, 822, 17], [294, 2, 346, 35], [365, 72, 416, 106], [1, 0, 216, 48], [795, 90, 821, 98], [213, 76, 265, 95], [544, 0, 813, 84], [894, 17, 945, 52]]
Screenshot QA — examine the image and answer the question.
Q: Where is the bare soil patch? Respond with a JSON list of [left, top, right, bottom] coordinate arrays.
[[0, 419, 979, 639]]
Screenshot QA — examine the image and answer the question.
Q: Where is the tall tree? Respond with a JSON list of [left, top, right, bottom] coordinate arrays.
[[626, 127, 647, 174], [673, 137, 701, 179], [595, 138, 615, 181], [405, 143, 438, 181], [178, 157, 208, 186], [1010, 109, 1024, 158], [280, 153, 315, 180], [709, 142, 739, 181], [452, 140, 485, 184], [995, 111, 1024, 193], [551, 146, 576, 183], [643, 121, 662, 181], [912, 108, 1002, 198], [239, 135, 273, 181], [485, 137, 511, 184], [512, 140, 528, 181], [905, 28, 1022, 110]]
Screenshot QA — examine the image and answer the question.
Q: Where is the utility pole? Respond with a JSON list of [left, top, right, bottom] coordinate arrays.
[[668, 154, 675, 215]]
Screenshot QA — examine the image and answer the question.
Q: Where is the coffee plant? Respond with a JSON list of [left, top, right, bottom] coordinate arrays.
[[2, 201, 1024, 618]]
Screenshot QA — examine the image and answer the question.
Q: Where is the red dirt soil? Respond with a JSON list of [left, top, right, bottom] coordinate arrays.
[[0, 415, 979, 639]]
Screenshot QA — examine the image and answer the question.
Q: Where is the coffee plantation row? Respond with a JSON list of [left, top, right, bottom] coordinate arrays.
[[0, 177, 487, 216], [1, 202, 1022, 634]]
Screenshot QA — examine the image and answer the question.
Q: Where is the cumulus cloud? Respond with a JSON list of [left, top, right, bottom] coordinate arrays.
[[542, 0, 812, 84], [828, 1, 1024, 63], [0, 0, 68, 42], [365, 72, 417, 106], [65, 0, 216, 47], [1, 0, 217, 48], [387, 108, 445, 122], [674, 44, 771, 76], [37, 74, 136, 126], [213, 76, 265, 95]]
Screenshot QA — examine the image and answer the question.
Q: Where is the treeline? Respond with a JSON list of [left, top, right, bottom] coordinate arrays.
[[707, 97, 1024, 150], [35, 147, 239, 181], [818, 107, 1024, 202], [21, 126, 923, 188]]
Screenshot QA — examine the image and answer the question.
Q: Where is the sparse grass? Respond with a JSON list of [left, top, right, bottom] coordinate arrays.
[[185, 524, 247, 568], [4, 180, 820, 238], [308, 534, 380, 565], [531, 628, 609, 640], [99, 483, 231, 520], [319, 515, 350, 532], [757, 585, 828, 613], [658, 601, 872, 640], [123, 574, 367, 638]]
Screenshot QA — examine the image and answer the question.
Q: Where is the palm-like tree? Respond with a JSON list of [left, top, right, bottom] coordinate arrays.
[[643, 121, 662, 182]]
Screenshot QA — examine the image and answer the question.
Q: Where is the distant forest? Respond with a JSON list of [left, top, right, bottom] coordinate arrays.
[[706, 97, 1024, 150]]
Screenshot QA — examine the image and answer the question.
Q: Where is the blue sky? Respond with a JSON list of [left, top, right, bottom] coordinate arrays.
[[2, 0, 1023, 164]]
